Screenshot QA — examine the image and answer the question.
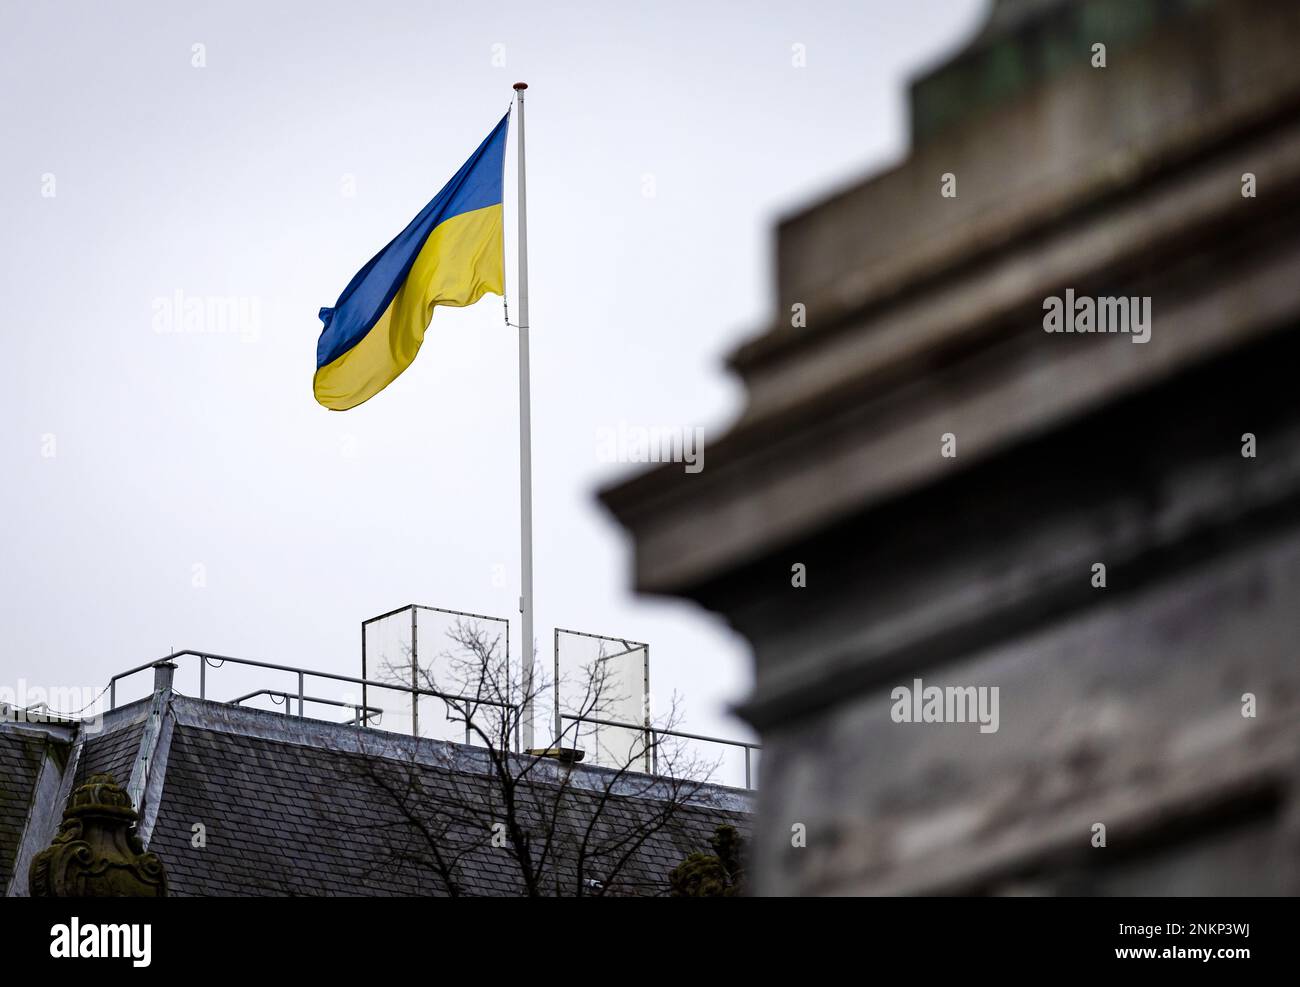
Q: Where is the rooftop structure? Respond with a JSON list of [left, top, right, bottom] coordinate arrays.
[[2, 611, 754, 897]]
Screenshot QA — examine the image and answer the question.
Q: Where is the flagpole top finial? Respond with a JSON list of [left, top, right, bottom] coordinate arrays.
[[513, 82, 528, 91]]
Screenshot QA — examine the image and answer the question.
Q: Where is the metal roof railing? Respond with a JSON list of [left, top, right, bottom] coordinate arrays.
[[560, 713, 760, 790], [105, 641, 761, 790], [227, 689, 384, 727], [107, 650, 522, 750]]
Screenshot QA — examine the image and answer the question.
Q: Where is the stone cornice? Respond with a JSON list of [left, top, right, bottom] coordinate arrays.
[[601, 108, 1300, 596]]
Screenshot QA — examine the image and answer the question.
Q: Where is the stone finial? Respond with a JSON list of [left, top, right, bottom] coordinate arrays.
[[29, 773, 168, 897]]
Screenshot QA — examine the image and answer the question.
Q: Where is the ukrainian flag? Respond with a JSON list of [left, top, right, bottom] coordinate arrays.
[[314, 114, 509, 410]]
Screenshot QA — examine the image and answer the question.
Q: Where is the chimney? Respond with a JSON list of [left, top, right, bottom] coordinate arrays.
[[152, 661, 177, 694]]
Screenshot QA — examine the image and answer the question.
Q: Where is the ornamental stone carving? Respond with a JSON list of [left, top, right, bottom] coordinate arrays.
[[29, 772, 167, 897]]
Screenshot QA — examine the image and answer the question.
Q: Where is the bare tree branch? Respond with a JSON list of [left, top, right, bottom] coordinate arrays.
[[332, 618, 736, 896]]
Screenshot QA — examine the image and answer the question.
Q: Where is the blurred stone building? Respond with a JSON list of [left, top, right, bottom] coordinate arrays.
[[602, 0, 1300, 894]]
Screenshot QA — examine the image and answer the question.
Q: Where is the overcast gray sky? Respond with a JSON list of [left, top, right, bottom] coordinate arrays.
[[0, 0, 985, 783]]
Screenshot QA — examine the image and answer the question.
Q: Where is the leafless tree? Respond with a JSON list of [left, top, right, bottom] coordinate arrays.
[[341, 619, 733, 897]]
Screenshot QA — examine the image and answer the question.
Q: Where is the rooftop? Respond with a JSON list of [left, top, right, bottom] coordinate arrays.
[[2, 649, 753, 897]]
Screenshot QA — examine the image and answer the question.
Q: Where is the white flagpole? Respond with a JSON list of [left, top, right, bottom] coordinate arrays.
[[512, 82, 536, 751]]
